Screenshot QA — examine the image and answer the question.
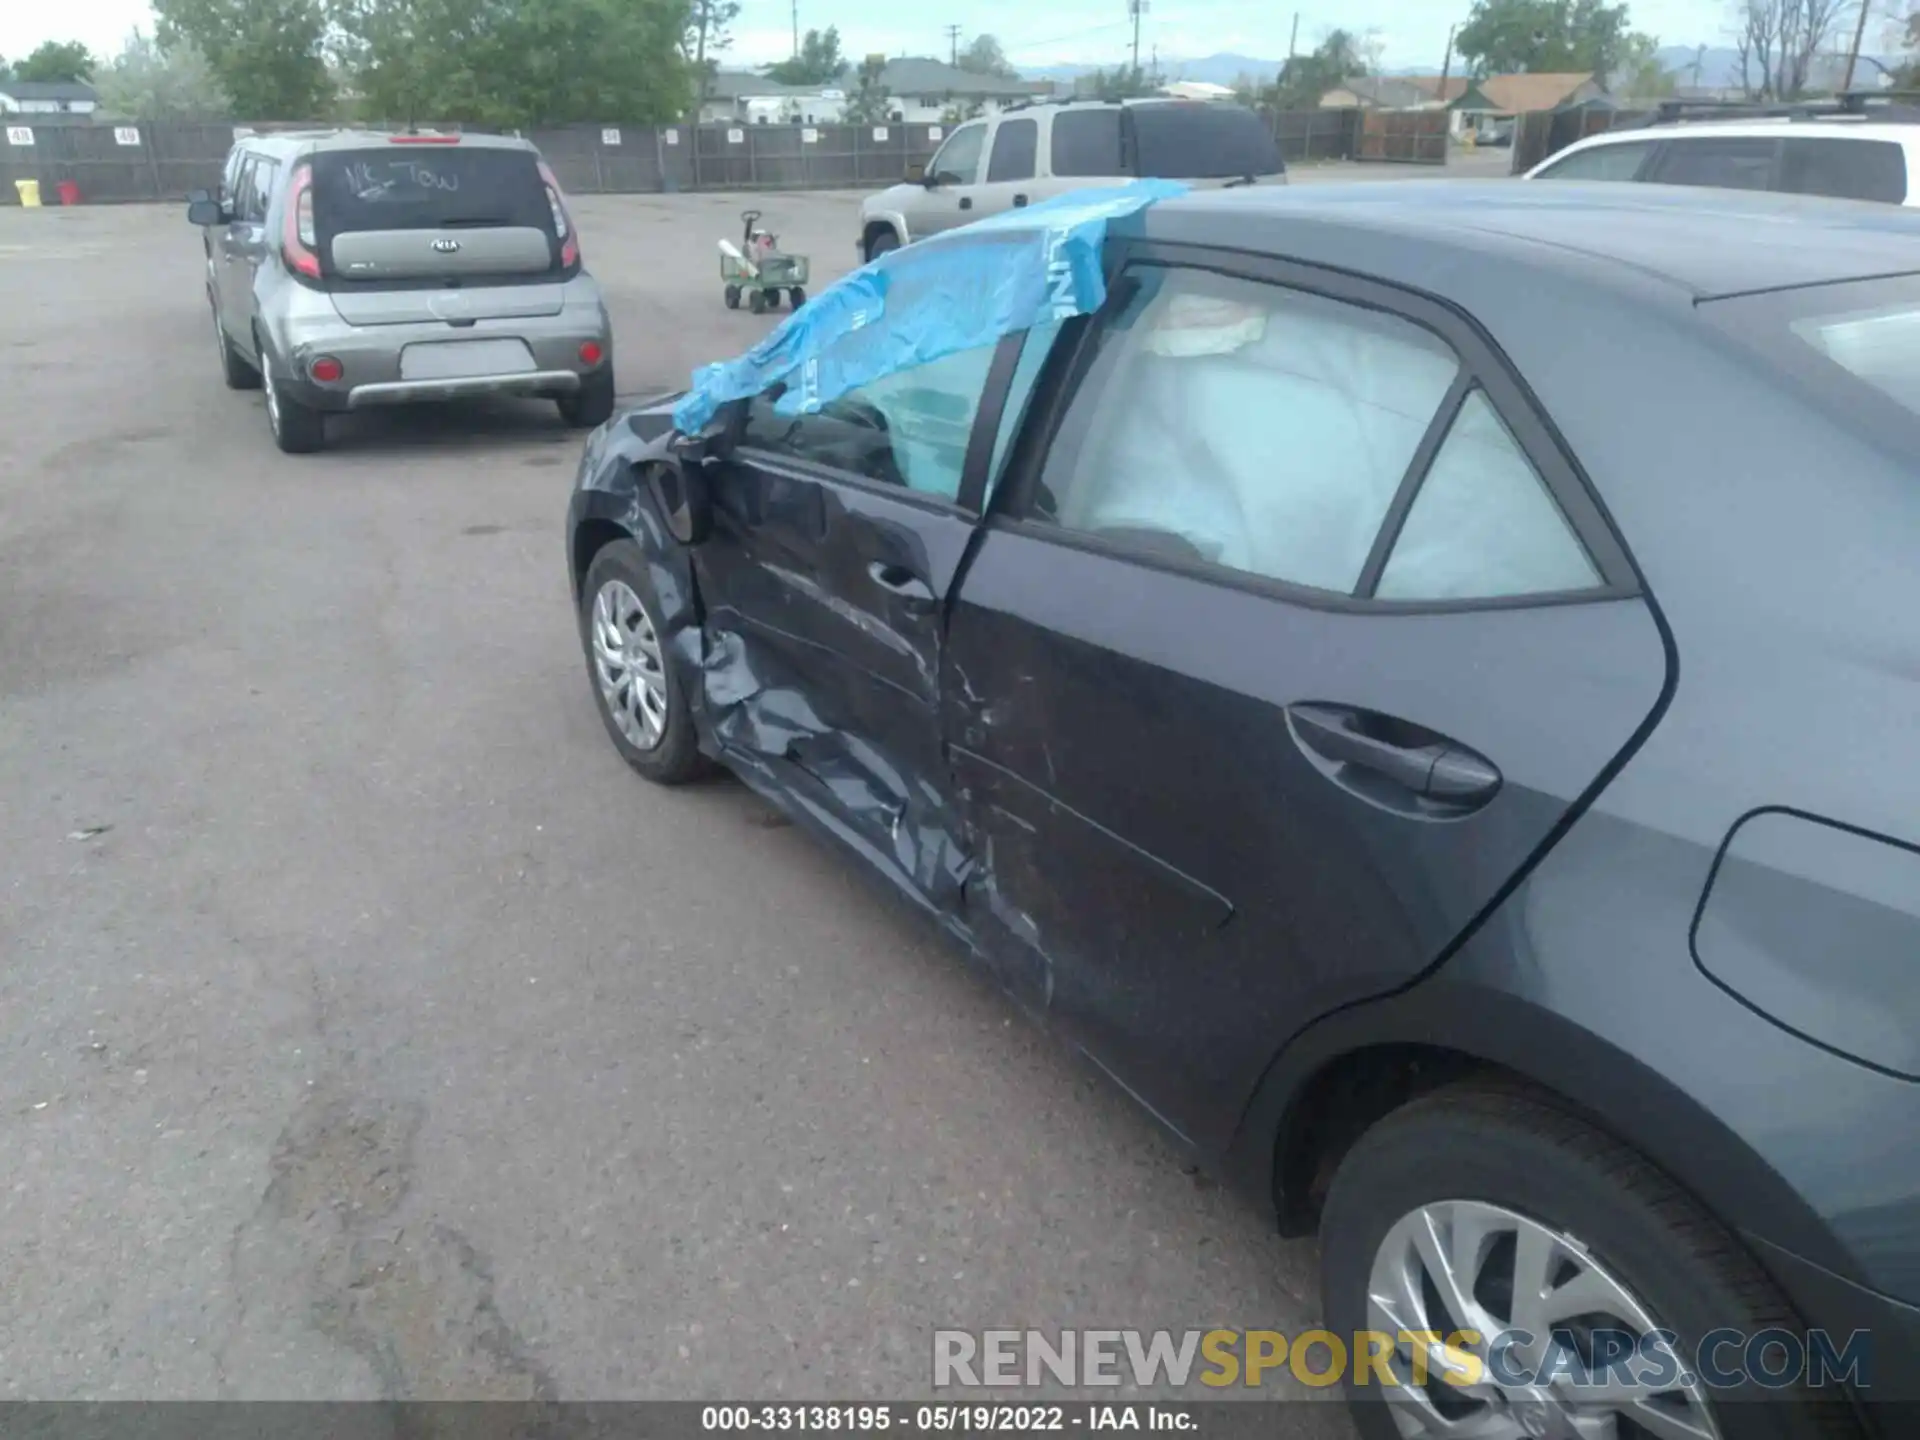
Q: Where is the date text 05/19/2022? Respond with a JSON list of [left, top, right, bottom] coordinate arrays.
[[700, 1405, 1200, 1432]]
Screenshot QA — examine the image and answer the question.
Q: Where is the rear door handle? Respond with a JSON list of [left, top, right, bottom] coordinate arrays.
[[867, 560, 936, 607], [1287, 702, 1501, 806]]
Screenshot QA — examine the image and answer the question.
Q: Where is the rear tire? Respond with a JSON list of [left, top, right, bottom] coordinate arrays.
[[260, 340, 325, 455], [789, 287, 806, 309], [1320, 1082, 1861, 1440], [559, 367, 616, 428], [214, 304, 260, 391], [865, 230, 899, 262], [748, 288, 768, 315], [724, 283, 741, 310], [580, 541, 710, 786]]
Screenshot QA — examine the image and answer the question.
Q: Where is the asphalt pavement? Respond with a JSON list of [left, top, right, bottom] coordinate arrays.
[[0, 171, 1496, 1414]]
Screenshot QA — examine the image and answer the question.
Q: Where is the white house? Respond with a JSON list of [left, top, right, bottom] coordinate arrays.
[[699, 72, 846, 125], [0, 80, 99, 115], [874, 58, 1050, 123]]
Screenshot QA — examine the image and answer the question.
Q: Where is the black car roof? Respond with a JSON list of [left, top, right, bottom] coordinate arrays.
[[1150, 181, 1920, 301]]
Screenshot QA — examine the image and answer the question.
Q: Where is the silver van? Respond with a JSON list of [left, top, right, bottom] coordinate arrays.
[[188, 130, 614, 453], [856, 98, 1287, 260]]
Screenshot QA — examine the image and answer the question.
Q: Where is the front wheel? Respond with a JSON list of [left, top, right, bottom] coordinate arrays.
[[788, 287, 806, 309], [1320, 1083, 1860, 1440], [579, 541, 710, 785], [748, 287, 768, 315], [724, 283, 741, 310], [558, 367, 615, 428]]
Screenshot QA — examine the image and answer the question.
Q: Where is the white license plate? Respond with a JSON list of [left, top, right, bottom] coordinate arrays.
[[399, 339, 537, 380]]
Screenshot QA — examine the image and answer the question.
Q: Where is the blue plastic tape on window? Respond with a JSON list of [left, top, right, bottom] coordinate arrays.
[[671, 179, 1189, 437]]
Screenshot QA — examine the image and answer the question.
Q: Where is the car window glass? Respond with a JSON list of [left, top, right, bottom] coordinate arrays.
[[222, 147, 247, 205], [742, 343, 999, 501], [1051, 110, 1124, 177], [987, 319, 1066, 501], [1535, 140, 1654, 181], [1376, 388, 1601, 600], [986, 119, 1038, 183], [310, 148, 553, 239], [1128, 103, 1283, 179], [1032, 266, 1460, 592], [929, 123, 985, 185], [1650, 137, 1777, 191], [242, 158, 278, 223], [1780, 137, 1907, 204]]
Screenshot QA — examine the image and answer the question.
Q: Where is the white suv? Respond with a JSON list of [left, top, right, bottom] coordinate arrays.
[[857, 98, 1286, 261], [1525, 114, 1920, 206]]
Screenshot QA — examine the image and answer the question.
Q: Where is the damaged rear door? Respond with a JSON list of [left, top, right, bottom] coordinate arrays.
[[944, 250, 1669, 1150], [691, 342, 1022, 918]]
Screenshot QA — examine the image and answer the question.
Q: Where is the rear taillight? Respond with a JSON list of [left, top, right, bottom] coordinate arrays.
[[538, 161, 579, 268], [283, 163, 321, 280]]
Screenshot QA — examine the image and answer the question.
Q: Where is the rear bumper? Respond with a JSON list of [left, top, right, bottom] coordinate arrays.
[[347, 369, 581, 408], [268, 284, 610, 413]]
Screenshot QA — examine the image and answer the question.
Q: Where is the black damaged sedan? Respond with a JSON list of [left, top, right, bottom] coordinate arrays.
[[568, 182, 1920, 1440]]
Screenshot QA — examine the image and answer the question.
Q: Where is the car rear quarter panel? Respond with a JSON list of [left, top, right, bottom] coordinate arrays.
[[1181, 213, 1920, 1310], [1395, 249, 1920, 1303]]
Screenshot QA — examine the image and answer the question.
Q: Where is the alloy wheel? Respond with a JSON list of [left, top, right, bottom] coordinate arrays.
[[1364, 1199, 1720, 1440], [591, 579, 669, 750]]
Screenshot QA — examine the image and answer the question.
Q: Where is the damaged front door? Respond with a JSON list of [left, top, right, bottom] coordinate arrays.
[[690, 342, 1014, 917]]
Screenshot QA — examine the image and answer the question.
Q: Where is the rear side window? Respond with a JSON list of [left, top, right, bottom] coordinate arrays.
[[1028, 265, 1599, 602], [1780, 137, 1907, 204], [1647, 137, 1778, 191], [1128, 103, 1283, 180], [1051, 110, 1124, 177], [309, 148, 554, 238], [1534, 140, 1656, 181], [987, 119, 1038, 183]]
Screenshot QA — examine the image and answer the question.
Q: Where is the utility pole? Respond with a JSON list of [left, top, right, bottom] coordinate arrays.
[[1438, 22, 1455, 98], [946, 24, 962, 66], [791, 0, 799, 57], [1287, 12, 1299, 62], [1842, 0, 1871, 92], [1129, 0, 1147, 75]]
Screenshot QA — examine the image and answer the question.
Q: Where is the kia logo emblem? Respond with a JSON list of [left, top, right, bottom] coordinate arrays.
[[431, 238, 461, 253]]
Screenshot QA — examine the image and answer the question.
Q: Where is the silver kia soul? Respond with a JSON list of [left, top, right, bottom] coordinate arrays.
[[187, 129, 614, 453]]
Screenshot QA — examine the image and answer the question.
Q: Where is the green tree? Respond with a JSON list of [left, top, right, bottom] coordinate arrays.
[[154, 0, 332, 118], [333, 0, 693, 126], [1614, 31, 1674, 96], [842, 53, 891, 125], [1086, 64, 1157, 100], [1271, 29, 1364, 107], [957, 34, 1018, 79], [94, 29, 229, 117], [684, 0, 739, 108], [1453, 0, 1637, 81], [764, 26, 844, 85], [17, 40, 96, 82]]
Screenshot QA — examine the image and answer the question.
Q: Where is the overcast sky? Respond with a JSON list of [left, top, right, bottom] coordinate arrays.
[[0, 0, 1820, 76]]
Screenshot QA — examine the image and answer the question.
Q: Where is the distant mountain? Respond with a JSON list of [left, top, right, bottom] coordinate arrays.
[[1024, 45, 1908, 93]]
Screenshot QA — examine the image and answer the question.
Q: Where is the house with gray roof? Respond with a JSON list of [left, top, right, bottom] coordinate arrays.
[[873, 58, 1050, 122], [0, 80, 100, 116]]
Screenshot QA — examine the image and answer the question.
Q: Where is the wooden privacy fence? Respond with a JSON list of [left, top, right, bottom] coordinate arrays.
[[1511, 108, 1658, 173], [2, 108, 1455, 204]]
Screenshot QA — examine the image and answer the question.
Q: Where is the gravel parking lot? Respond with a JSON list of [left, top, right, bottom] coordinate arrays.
[[0, 172, 1493, 1413]]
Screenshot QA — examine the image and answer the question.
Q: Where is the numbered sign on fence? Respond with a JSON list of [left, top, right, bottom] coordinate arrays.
[[801, 128, 818, 144], [601, 127, 621, 146], [872, 126, 889, 142], [5, 126, 34, 147], [664, 129, 680, 145], [114, 126, 142, 147], [928, 126, 943, 142], [727, 128, 744, 144]]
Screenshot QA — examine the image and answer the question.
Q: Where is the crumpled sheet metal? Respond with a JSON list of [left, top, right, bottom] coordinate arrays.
[[670, 179, 1188, 436]]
